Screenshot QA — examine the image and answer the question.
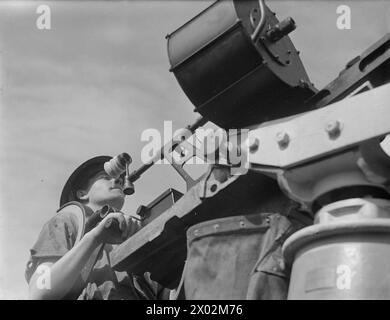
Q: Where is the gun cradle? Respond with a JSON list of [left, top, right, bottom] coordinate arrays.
[[110, 169, 288, 289]]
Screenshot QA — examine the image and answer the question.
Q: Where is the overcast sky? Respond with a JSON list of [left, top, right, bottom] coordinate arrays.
[[0, 0, 389, 299]]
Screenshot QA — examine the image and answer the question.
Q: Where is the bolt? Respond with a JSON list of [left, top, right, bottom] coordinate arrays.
[[210, 184, 218, 193], [325, 120, 342, 139], [299, 79, 309, 88], [276, 131, 290, 149], [179, 147, 186, 158], [248, 137, 260, 153]]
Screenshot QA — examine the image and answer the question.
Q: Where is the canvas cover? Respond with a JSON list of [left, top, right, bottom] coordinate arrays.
[[181, 211, 310, 300]]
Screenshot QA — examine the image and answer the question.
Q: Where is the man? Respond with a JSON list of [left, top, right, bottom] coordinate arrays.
[[25, 155, 166, 300]]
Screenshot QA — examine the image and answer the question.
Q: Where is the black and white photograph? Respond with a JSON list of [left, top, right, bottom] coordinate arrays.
[[0, 0, 389, 302]]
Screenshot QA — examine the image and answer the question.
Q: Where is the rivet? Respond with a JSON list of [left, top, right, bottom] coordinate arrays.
[[214, 224, 220, 231], [240, 221, 246, 228], [249, 137, 260, 153], [276, 131, 290, 149], [325, 120, 342, 139], [194, 229, 199, 236]]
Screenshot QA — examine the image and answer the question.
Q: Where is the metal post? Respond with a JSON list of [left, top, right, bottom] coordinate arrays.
[[283, 197, 390, 299]]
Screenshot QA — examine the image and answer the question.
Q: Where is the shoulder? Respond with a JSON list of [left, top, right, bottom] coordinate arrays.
[[25, 207, 85, 283], [34, 205, 85, 248], [44, 211, 80, 234], [54, 202, 90, 235]]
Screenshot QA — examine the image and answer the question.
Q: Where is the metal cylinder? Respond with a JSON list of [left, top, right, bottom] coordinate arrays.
[[166, 0, 316, 129], [283, 198, 390, 299], [266, 17, 296, 42], [104, 153, 131, 179], [123, 164, 135, 195]]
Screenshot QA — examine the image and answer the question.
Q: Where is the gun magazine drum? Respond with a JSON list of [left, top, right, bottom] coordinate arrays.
[[166, 0, 317, 129]]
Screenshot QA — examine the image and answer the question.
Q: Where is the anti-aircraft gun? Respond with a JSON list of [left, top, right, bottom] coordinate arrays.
[[106, 0, 390, 299]]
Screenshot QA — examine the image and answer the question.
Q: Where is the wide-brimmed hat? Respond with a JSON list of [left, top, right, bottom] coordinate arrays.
[[59, 155, 112, 207]]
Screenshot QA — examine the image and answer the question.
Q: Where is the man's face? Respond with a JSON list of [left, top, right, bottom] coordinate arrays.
[[80, 170, 125, 210]]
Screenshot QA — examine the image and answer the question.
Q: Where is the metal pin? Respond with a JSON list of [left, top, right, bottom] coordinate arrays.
[[276, 131, 290, 149], [249, 137, 260, 153], [325, 120, 342, 139]]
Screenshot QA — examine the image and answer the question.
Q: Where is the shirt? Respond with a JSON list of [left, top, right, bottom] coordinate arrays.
[[25, 209, 166, 300]]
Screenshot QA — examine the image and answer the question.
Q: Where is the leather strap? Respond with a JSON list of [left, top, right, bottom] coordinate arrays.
[[57, 202, 106, 293]]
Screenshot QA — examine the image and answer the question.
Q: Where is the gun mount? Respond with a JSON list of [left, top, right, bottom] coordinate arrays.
[[109, 0, 390, 298], [111, 81, 390, 291]]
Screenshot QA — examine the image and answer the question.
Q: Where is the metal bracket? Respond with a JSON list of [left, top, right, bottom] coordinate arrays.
[[245, 83, 390, 169]]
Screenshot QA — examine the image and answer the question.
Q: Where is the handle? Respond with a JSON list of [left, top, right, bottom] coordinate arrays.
[[98, 205, 122, 235], [104, 217, 121, 235], [251, 0, 266, 42]]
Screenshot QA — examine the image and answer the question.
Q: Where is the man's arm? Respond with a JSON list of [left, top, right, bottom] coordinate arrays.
[[28, 230, 100, 299], [28, 211, 133, 300]]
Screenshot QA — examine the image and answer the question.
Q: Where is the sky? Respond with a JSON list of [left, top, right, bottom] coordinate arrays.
[[0, 0, 389, 299]]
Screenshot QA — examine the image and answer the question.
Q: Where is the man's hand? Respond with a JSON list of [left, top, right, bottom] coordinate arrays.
[[91, 211, 142, 244]]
